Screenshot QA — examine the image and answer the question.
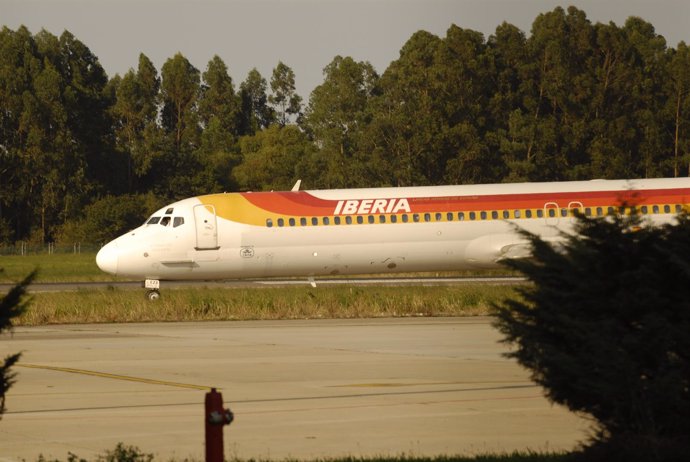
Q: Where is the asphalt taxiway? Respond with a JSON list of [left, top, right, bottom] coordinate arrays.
[[0, 276, 524, 293], [0, 317, 589, 460]]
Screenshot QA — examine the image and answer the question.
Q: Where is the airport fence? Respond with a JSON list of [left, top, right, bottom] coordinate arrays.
[[0, 242, 102, 255]]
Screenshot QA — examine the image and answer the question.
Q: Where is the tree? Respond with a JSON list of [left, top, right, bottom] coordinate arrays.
[[232, 125, 314, 191], [301, 56, 378, 188], [199, 55, 241, 141], [494, 212, 690, 459], [666, 42, 690, 177], [269, 61, 302, 126], [110, 54, 162, 192], [0, 269, 35, 418], [160, 53, 200, 154], [239, 68, 274, 135]]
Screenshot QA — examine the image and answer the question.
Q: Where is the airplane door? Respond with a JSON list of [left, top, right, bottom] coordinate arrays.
[[193, 204, 219, 250]]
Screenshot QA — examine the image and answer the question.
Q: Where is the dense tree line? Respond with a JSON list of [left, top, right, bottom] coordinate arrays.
[[1, 6, 689, 244]]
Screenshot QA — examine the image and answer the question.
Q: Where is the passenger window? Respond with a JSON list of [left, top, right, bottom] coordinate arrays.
[[277, 218, 285, 227], [536, 209, 544, 218], [548, 209, 556, 218], [379, 215, 386, 223], [561, 208, 568, 217], [525, 210, 532, 218], [160, 216, 171, 226], [289, 218, 296, 226], [480, 211, 487, 220], [584, 208, 592, 216], [596, 207, 603, 216], [300, 217, 307, 226], [346, 216, 353, 225], [446, 212, 454, 221], [356, 216, 363, 224], [491, 211, 498, 219], [502, 210, 510, 219], [652, 205, 660, 214], [469, 212, 476, 220], [675, 204, 682, 213], [424, 213, 431, 222], [334, 216, 341, 225], [173, 217, 184, 227], [390, 215, 397, 223], [664, 205, 671, 213], [147, 217, 161, 225], [413, 214, 420, 223], [312, 217, 318, 226], [368, 215, 375, 224], [608, 206, 615, 215], [266, 218, 273, 228], [514, 210, 521, 219], [458, 212, 465, 221], [402, 214, 409, 223], [323, 217, 330, 225], [435, 213, 442, 221]]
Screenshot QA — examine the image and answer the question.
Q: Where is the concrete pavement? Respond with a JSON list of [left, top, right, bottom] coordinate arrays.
[[0, 317, 590, 460]]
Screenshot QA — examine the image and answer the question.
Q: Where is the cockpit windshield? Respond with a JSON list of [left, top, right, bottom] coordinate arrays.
[[145, 216, 185, 227]]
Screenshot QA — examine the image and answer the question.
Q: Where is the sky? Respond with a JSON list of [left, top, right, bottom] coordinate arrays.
[[2, 0, 689, 99]]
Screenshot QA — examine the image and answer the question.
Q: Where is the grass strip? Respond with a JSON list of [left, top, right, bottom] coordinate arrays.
[[0, 253, 117, 282], [17, 284, 520, 326]]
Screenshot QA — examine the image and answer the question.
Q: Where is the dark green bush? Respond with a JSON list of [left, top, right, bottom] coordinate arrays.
[[494, 213, 690, 461]]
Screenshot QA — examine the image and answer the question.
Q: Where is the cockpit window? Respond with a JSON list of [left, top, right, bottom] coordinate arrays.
[[173, 217, 184, 227], [160, 216, 171, 226], [165, 208, 174, 214], [147, 217, 161, 225]]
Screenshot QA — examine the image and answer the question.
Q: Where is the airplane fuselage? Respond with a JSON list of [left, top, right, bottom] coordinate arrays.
[[96, 178, 690, 286]]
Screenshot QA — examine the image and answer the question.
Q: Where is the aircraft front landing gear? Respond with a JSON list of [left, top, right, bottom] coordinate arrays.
[[144, 279, 161, 301], [146, 289, 161, 301]]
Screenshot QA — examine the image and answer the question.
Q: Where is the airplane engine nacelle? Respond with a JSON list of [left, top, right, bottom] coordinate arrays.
[[464, 233, 531, 268]]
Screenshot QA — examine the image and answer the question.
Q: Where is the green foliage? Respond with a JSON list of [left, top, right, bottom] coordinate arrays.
[[301, 56, 379, 188], [54, 194, 165, 244], [96, 442, 153, 462], [36, 443, 152, 462], [2, 7, 690, 243], [269, 61, 302, 126], [239, 68, 275, 135], [0, 269, 36, 417], [494, 213, 690, 458], [233, 125, 315, 191]]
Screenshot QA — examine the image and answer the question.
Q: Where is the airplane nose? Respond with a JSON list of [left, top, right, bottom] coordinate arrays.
[[96, 242, 119, 275]]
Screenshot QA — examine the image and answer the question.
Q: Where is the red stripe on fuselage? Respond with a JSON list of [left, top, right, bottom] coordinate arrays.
[[240, 188, 690, 216]]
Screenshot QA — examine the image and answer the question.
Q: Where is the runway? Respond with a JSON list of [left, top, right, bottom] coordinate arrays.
[[0, 276, 524, 293], [0, 317, 589, 460]]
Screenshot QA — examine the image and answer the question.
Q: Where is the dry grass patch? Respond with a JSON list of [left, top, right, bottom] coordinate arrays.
[[18, 284, 519, 325]]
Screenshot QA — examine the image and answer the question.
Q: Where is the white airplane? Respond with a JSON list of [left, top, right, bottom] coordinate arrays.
[[96, 177, 690, 299]]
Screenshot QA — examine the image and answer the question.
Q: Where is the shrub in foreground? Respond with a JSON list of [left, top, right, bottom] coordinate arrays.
[[494, 212, 690, 461]]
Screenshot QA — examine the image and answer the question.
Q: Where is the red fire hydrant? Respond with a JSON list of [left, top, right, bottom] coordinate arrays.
[[205, 388, 234, 462]]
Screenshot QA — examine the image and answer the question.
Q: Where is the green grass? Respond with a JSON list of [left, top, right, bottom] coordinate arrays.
[[0, 252, 117, 282]]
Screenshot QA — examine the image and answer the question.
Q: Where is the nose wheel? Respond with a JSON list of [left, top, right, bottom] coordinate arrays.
[[144, 279, 161, 301], [146, 289, 161, 301]]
